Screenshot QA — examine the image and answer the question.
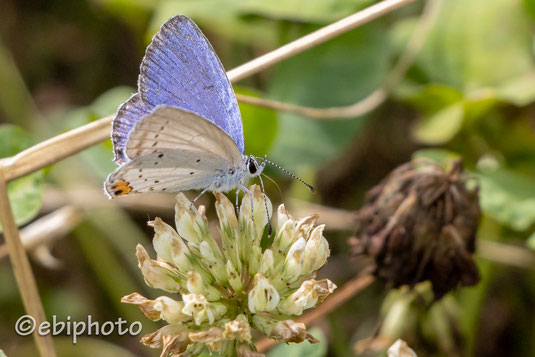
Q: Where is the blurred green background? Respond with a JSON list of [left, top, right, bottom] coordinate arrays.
[[2, 0, 535, 356]]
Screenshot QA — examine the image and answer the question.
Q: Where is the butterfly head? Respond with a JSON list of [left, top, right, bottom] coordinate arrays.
[[246, 156, 265, 178]]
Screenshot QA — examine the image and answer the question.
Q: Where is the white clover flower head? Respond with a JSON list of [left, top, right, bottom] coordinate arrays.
[[123, 185, 336, 357]]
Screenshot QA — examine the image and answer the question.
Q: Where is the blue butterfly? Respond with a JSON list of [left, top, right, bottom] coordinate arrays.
[[105, 15, 314, 210], [105, 15, 266, 201]]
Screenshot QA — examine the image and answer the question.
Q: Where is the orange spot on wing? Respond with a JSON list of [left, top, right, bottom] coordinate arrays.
[[111, 179, 133, 196]]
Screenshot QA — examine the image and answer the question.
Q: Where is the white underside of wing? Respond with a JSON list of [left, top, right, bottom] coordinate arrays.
[[105, 150, 236, 197], [125, 106, 243, 166], [104, 106, 246, 198]]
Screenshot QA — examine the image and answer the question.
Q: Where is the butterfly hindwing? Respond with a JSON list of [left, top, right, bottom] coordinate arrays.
[[111, 94, 151, 163], [105, 106, 244, 198], [105, 150, 232, 197]]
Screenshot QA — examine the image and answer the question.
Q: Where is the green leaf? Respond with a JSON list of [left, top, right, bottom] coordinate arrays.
[[0, 125, 44, 231], [412, 148, 460, 163], [89, 86, 135, 119], [236, 0, 372, 23], [523, 0, 535, 17], [401, 0, 534, 91], [92, 0, 154, 30], [0, 42, 34, 127], [412, 102, 464, 144], [397, 83, 463, 115], [463, 90, 498, 123], [269, 328, 327, 357], [494, 72, 535, 106], [7, 173, 44, 228], [527, 231, 535, 250], [475, 168, 535, 231], [236, 87, 278, 156], [268, 22, 390, 169]]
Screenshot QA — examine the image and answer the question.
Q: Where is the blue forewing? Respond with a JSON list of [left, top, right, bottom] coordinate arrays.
[[111, 15, 244, 164]]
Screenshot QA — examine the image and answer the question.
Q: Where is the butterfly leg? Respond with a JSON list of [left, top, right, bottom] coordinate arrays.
[[235, 187, 241, 215], [190, 188, 209, 210]]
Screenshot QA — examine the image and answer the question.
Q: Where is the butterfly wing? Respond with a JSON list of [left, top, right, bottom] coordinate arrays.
[[111, 94, 150, 163], [105, 106, 244, 198], [111, 15, 244, 164]]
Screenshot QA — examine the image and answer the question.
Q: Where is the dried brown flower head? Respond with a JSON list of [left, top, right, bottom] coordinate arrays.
[[349, 158, 480, 298]]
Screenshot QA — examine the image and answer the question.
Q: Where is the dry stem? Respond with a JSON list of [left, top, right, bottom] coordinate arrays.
[[235, 91, 387, 119], [2, 116, 112, 182], [0, 205, 83, 260], [477, 240, 535, 268], [0, 172, 56, 357]]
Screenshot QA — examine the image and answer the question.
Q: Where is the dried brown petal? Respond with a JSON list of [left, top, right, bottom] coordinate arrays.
[[189, 326, 223, 351], [315, 279, 337, 304], [387, 339, 417, 357], [121, 292, 161, 321], [140, 325, 189, 355], [223, 315, 252, 342], [270, 320, 319, 344]]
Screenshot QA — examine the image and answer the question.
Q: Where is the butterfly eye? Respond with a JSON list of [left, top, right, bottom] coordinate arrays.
[[248, 159, 258, 174]]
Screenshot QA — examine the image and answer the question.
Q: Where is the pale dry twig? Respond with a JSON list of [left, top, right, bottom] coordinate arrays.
[[0, 205, 83, 260], [0, 173, 56, 357]]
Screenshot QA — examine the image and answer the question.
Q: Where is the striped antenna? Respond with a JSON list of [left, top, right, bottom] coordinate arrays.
[[261, 157, 316, 194]]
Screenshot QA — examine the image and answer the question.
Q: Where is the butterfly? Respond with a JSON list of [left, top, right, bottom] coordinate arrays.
[[104, 15, 268, 202], [104, 15, 314, 209]]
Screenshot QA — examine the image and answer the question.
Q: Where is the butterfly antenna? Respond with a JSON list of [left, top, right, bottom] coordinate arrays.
[[261, 173, 283, 202], [258, 174, 272, 237], [263, 157, 316, 194]]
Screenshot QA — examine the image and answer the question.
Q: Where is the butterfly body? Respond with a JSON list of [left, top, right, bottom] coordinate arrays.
[[104, 15, 264, 199]]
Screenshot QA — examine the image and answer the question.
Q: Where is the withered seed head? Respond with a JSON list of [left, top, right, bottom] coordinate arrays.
[[349, 158, 480, 298]]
